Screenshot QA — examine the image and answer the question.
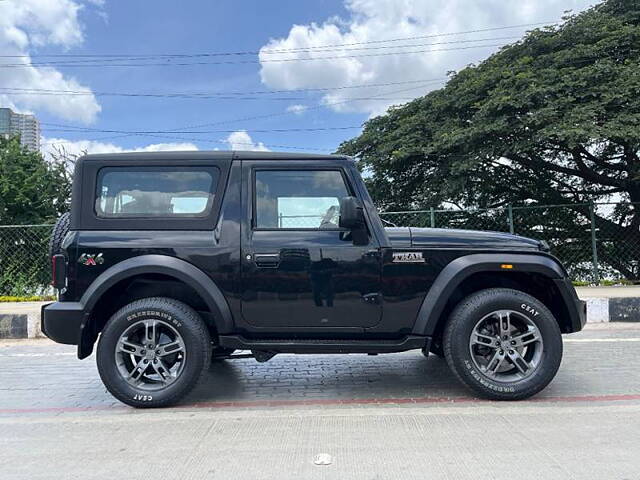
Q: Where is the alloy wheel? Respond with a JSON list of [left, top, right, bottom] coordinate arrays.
[[468, 309, 544, 383], [115, 319, 187, 391]]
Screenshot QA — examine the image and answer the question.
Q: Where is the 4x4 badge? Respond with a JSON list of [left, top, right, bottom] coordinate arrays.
[[78, 253, 104, 266]]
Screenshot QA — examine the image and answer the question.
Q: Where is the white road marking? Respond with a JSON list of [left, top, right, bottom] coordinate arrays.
[[564, 338, 640, 343], [0, 352, 75, 357]]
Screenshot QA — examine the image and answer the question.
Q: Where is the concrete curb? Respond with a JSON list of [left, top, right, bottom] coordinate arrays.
[[580, 296, 640, 323], [0, 302, 47, 340], [582, 298, 609, 323], [0, 294, 638, 339]]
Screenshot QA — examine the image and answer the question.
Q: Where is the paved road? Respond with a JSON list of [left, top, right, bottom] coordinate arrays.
[[1, 324, 640, 479]]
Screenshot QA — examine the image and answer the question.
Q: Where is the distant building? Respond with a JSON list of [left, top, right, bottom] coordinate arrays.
[[0, 108, 40, 151]]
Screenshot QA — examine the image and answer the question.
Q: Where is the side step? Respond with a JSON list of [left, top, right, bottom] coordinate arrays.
[[218, 335, 429, 354]]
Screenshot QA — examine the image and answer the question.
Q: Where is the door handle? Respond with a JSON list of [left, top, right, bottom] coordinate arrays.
[[254, 253, 280, 268]]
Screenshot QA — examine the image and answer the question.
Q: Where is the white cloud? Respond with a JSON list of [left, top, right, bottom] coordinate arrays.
[[133, 142, 200, 153], [286, 104, 309, 115], [0, 0, 101, 123], [41, 137, 199, 160], [225, 130, 270, 151], [259, 0, 595, 116], [42, 131, 272, 160]]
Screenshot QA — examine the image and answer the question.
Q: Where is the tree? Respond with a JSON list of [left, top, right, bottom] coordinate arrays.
[[0, 136, 72, 224], [338, 0, 640, 281], [0, 136, 72, 295]]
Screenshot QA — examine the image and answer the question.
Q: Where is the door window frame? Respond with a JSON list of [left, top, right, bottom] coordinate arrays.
[[251, 166, 358, 232]]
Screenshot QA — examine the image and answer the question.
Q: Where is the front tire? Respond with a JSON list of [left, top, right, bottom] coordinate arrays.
[[97, 297, 211, 408], [443, 288, 562, 400]]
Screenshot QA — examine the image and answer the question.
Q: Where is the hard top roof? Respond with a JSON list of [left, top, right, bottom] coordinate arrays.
[[79, 150, 350, 163]]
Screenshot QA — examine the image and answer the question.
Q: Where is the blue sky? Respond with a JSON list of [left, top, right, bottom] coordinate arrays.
[[64, 0, 354, 153], [0, 0, 597, 157]]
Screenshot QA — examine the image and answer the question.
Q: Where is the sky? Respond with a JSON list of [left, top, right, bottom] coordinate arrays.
[[0, 0, 599, 159]]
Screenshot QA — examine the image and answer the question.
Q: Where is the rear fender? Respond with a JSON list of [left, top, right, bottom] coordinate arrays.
[[78, 254, 233, 358]]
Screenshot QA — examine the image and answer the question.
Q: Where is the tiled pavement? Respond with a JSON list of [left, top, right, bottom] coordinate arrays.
[[1, 323, 640, 413]]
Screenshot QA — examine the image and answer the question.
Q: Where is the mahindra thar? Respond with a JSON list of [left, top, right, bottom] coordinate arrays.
[[42, 151, 586, 407]]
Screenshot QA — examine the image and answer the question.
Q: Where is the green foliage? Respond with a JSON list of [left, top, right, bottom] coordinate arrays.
[[339, 0, 640, 280], [0, 136, 71, 225], [0, 137, 72, 295], [0, 295, 55, 303], [572, 279, 633, 286], [0, 224, 54, 296]]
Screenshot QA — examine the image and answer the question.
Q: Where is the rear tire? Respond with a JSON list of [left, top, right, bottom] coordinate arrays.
[[97, 297, 211, 408], [443, 288, 562, 400]]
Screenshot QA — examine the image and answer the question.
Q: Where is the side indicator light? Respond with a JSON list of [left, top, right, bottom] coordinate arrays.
[[501, 264, 514, 269]]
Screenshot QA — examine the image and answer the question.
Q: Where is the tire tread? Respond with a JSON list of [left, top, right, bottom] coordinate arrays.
[[443, 288, 562, 401], [97, 297, 211, 408], [48, 212, 70, 257]]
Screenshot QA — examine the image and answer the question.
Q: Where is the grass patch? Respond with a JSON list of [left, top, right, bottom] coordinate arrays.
[[0, 295, 55, 303], [572, 279, 635, 287]]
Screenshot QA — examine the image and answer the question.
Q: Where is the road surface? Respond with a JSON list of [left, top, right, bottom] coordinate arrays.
[[1, 323, 639, 479]]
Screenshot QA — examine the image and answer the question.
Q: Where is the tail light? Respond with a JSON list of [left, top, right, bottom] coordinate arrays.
[[51, 254, 66, 289]]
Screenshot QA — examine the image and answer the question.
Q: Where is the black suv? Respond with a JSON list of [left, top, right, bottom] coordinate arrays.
[[43, 151, 586, 408]]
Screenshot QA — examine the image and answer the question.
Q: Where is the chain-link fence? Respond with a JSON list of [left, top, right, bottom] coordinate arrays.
[[0, 202, 637, 296], [278, 214, 325, 228], [0, 224, 53, 297], [380, 202, 640, 284]]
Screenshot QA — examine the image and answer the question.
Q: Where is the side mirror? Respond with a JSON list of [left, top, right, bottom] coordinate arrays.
[[339, 197, 368, 245], [339, 196, 365, 229]]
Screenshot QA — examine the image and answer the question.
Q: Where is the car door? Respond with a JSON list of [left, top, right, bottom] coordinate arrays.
[[240, 162, 382, 330]]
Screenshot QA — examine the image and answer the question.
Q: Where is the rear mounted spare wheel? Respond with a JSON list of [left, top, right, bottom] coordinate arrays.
[[49, 212, 70, 257]]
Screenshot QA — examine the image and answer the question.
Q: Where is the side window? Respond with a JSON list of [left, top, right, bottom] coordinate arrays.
[[255, 170, 350, 229], [96, 167, 219, 218]]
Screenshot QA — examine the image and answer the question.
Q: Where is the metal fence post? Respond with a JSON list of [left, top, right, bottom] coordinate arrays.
[[589, 202, 600, 285], [429, 207, 435, 228], [507, 204, 514, 234]]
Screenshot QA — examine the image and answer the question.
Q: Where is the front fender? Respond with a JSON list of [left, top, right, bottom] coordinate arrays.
[[411, 253, 583, 336], [78, 254, 233, 358]]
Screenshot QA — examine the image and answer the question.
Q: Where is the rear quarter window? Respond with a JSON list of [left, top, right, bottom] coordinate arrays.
[[96, 167, 219, 218]]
